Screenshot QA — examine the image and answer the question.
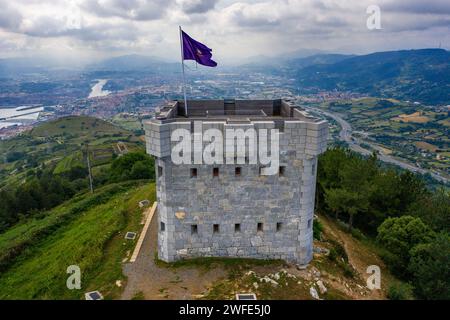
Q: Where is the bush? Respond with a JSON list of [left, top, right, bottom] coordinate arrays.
[[327, 240, 354, 278], [342, 263, 356, 278], [313, 220, 324, 240], [110, 152, 154, 182], [387, 283, 414, 300], [350, 227, 366, 240], [328, 239, 348, 263], [408, 232, 450, 300], [328, 248, 338, 261]]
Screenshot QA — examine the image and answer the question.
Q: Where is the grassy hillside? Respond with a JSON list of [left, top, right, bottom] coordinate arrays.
[[30, 116, 128, 139], [0, 181, 155, 299], [0, 115, 143, 189]]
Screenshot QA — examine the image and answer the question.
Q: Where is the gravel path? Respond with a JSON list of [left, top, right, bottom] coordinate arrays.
[[121, 215, 226, 300]]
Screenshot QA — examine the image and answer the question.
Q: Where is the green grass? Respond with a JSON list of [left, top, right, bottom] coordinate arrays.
[[131, 291, 145, 300], [154, 254, 284, 271], [111, 114, 143, 132], [0, 115, 145, 188], [314, 97, 450, 180], [30, 116, 128, 140], [0, 181, 155, 299], [53, 151, 84, 174]]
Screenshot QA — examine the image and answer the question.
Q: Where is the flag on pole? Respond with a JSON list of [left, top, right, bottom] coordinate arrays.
[[181, 30, 217, 67]]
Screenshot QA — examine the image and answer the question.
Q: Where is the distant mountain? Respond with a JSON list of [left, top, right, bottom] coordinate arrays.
[[0, 57, 88, 77], [88, 54, 178, 72], [288, 54, 355, 69], [0, 57, 52, 77], [295, 49, 450, 105]]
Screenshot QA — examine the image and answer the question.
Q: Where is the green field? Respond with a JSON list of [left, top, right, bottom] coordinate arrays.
[[0, 181, 155, 299], [311, 97, 450, 178], [0, 116, 144, 189], [111, 114, 143, 132]]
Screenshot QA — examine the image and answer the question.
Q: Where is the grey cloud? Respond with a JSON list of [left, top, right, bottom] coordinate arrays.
[[384, 16, 450, 33], [1, 0, 450, 61], [80, 0, 172, 21], [232, 13, 281, 29], [0, 1, 23, 30], [382, 0, 450, 15], [180, 0, 218, 14], [21, 14, 141, 42]]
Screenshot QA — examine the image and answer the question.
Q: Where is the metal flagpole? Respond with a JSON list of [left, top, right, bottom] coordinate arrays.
[[179, 26, 188, 117]]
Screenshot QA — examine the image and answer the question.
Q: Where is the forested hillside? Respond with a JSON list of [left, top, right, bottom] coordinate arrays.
[[316, 148, 450, 299]]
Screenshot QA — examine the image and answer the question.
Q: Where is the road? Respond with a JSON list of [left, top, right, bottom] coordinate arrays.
[[305, 106, 449, 184]]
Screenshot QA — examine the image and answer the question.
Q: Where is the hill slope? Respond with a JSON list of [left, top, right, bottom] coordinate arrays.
[[0, 181, 155, 299], [0, 115, 142, 188], [296, 49, 450, 105]]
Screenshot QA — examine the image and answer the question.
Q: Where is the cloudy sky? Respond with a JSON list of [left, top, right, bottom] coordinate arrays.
[[0, 0, 449, 64]]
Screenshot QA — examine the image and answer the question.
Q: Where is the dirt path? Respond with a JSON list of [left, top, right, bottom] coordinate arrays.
[[319, 215, 388, 299], [121, 215, 226, 300]]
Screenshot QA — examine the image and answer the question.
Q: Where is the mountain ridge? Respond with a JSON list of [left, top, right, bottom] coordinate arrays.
[[295, 48, 450, 105]]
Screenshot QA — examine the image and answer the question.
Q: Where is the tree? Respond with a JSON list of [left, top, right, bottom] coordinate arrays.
[[110, 152, 154, 182], [408, 232, 450, 299], [130, 161, 152, 180], [323, 152, 373, 229], [377, 216, 435, 275], [409, 188, 450, 232], [365, 170, 402, 233]]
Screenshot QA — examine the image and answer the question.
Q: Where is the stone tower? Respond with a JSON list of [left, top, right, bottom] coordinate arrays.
[[144, 99, 328, 265]]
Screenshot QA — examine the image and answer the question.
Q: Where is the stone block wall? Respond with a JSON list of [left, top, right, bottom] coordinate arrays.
[[145, 116, 328, 265]]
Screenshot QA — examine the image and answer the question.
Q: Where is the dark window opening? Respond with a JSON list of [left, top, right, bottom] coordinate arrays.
[[213, 224, 220, 233], [190, 168, 197, 178], [312, 163, 316, 175], [235, 167, 241, 176], [158, 166, 163, 177], [257, 222, 263, 232], [160, 222, 165, 232], [191, 224, 198, 235], [307, 219, 312, 229], [276, 222, 283, 232], [279, 166, 285, 176], [213, 167, 219, 177], [235, 223, 241, 232]]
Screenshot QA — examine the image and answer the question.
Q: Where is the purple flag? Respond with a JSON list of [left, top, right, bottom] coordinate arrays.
[[182, 30, 217, 67]]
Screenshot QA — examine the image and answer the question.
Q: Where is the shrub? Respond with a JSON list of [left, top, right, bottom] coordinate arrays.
[[351, 227, 366, 240], [342, 263, 356, 278], [328, 239, 348, 263], [313, 220, 324, 240], [387, 283, 414, 300], [110, 152, 154, 182], [408, 232, 450, 300], [328, 248, 338, 261]]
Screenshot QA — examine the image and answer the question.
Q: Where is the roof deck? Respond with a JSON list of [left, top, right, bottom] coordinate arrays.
[[152, 99, 321, 123]]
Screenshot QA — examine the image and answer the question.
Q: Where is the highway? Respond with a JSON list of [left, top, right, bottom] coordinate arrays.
[[305, 106, 449, 184]]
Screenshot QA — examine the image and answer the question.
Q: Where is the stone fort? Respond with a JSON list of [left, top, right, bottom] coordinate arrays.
[[144, 99, 328, 265]]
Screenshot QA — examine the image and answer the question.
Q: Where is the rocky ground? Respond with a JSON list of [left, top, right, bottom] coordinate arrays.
[[120, 213, 394, 300]]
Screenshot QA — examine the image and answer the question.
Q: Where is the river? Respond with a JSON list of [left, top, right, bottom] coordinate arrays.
[[88, 79, 111, 98]]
